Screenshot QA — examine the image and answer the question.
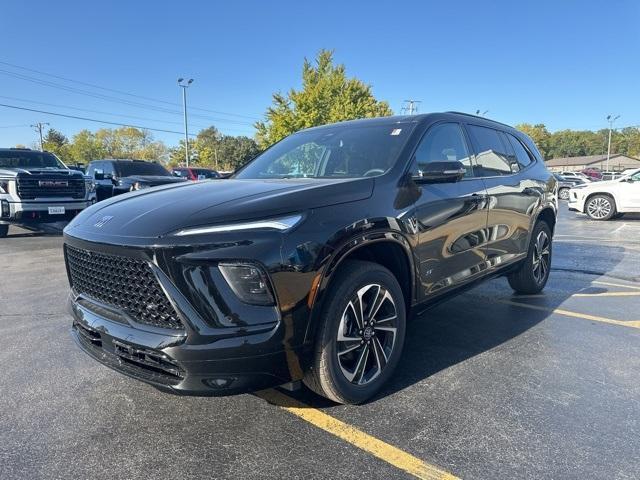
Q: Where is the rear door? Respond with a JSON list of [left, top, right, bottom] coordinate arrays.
[[465, 124, 542, 268], [410, 122, 490, 298]]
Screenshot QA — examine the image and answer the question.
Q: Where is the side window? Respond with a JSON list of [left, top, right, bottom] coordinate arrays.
[[86, 162, 97, 178], [506, 133, 534, 169], [103, 162, 116, 177], [467, 125, 516, 176], [412, 123, 474, 177]]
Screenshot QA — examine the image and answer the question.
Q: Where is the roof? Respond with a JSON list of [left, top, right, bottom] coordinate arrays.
[[546, 154, 640, 167], [301, 112, 516, 133]]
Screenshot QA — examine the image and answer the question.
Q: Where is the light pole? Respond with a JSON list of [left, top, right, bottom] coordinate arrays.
[[606, 114, 620, 171], [178, 78, 194, 167]]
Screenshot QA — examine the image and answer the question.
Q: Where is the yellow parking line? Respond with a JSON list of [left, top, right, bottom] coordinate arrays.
[[498, 299, 640, 330], [257, 389, 459, 480], [592, 280, 640, 291]]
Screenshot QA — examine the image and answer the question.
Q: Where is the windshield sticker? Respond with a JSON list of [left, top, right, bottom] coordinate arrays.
[[391, 129, 402, 136]]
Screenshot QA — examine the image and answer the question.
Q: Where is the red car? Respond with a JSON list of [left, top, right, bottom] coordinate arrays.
[[581, 168, 603, 181], [172, 167, 220, 181]]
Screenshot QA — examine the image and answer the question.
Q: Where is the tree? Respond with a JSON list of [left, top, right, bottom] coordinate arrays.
[[42, 128, 70, 160], [255, 49, 393, 148], [515, 123, 551, 159], [68, 130, 105, 164]]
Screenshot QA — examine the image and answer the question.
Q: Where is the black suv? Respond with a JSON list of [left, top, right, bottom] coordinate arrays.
[[64, 113, 557, 404], [86, 159, 186, 201]]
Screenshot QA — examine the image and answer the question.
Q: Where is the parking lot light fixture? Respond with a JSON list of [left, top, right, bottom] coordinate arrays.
[[606, 114, 620, 171], [178, 78, 194, 168]]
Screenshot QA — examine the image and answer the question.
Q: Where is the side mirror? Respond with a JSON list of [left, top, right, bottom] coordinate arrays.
[[412, 161, 466, 184], [94, 170, 104, 180]]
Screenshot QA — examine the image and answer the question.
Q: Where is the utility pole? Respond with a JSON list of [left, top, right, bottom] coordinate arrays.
[[402, 99, 422, 115], [475, 109, 489, 117], [178, 78, 194, 167], [606, 114, 620, 171], [31, 122, 49, 151]]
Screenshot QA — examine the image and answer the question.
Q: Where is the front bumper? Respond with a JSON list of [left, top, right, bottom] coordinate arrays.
[[69, 295, 304, 395], [0, 199, 93, 224]]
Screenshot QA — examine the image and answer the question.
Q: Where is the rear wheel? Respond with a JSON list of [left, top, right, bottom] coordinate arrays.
[[508, 221, 552, 294], [0, 224, 8, 238], [558, 188, 570, 200], [304, 260, 406, 404], [585, 194, 616, 221]]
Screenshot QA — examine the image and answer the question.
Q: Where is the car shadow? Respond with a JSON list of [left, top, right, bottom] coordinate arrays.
[[5, 223, 67, 237], [257, 239, 627, 409]]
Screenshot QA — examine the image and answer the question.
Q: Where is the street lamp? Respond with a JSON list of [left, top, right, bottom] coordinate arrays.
[[606, 114, 620, 172], [178, 78, 194, 167]]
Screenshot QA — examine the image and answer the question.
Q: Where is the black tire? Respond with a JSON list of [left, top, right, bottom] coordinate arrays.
[[0, 224, 8, 238], [304, 260, 406, 404], [585, 194, 616, 221], [508, 221, 552, 294], [558, 188, 570, 201]]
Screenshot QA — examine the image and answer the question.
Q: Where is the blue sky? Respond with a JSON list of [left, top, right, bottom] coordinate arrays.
[[1, 0, 638, 148]]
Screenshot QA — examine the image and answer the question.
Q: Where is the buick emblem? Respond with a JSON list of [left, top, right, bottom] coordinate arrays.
[[94, 215, 114, 228]]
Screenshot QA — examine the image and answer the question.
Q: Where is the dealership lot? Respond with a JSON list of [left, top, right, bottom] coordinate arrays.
[[1, 208, 639, 480]]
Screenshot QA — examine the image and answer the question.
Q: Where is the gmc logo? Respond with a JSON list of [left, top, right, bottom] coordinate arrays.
[[39, 180, 68, 187]]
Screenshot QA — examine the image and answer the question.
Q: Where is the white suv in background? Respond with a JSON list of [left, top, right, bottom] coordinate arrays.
[[561, 171, 592, 182], [568, 168, 640, 220]]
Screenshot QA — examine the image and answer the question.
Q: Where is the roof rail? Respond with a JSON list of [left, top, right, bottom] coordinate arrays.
[[444, 111, 512, 128]]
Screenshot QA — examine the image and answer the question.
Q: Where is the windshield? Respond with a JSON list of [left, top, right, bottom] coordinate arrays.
[[235, 122, 415, 180], [117, 161, 170, 177], [0, 150, 66, 169]]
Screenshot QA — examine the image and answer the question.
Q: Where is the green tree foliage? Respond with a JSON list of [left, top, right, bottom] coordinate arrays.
[[42, 128, 70, 159], [255, 49, 393, 148], [516, 124, 640, 160], [169, 127, 260, 171]]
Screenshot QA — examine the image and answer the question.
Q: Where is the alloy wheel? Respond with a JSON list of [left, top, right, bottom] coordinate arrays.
[[587, 197, 612, 219], [532, 230, 550, 284], [336, 284, 398, 386]]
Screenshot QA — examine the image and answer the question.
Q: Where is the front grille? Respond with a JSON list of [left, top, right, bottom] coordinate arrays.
[[65, 245, 183, 330], [17, 176, 85, 199]]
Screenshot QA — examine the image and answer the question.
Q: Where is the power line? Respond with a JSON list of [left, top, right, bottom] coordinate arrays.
[[0, 59, 261, 121], [0, 69, 256, 126], [0, 102, 197, 136]]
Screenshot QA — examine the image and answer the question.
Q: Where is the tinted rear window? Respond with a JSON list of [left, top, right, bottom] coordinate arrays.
[[117, 162, 170, 177]]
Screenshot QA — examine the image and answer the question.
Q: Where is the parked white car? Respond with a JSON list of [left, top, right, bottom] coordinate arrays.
[[568, 168, 640, 220], [560, 171, 592, 182]]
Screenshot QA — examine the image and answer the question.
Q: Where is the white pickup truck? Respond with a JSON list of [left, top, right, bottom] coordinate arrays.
[[568, 168, 640, 220], [0, 148, 96, 237]]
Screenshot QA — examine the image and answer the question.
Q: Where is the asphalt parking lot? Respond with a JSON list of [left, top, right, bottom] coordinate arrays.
[[1, 207, 640, 480]]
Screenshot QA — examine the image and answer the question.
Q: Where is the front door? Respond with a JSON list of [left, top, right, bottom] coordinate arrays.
[[617, 171, 640, 209], [409, 122, 489, 299]]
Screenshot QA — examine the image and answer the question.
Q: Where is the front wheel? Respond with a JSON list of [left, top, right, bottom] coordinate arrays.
[[558, 188, 570, 200], [508, 221, 552, 294], [0, 224, 8, 238], [304, 260, 406, 404], [585, 195, 616, 221]]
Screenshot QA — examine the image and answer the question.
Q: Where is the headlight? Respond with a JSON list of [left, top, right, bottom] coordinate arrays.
[[173, 214, 303, 236], [85, 180, 96, 193], [219, 263, 275, 305], [0, 180, 11, 194]]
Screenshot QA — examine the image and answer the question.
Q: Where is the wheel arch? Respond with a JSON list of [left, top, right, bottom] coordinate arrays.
[[304, 231, 416, 344]]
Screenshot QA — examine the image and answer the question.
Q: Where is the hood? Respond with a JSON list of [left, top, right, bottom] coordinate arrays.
[[120, 175, 187, 185], [575, 179, 621, 190], [0, 167, 83, 178], [65, 177, 374, 240]]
